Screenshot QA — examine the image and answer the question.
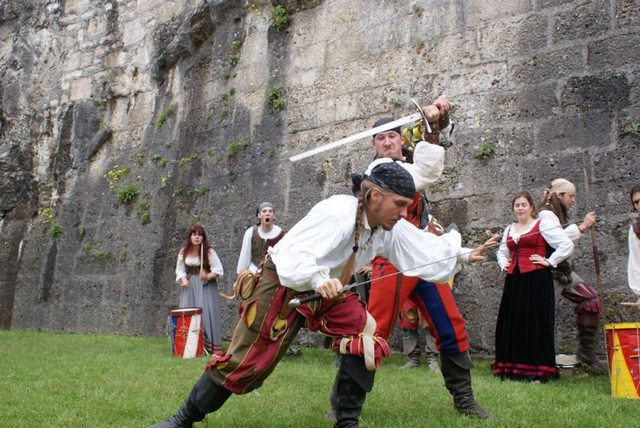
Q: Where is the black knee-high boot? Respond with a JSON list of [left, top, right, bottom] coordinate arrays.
[[152, 372, 232, 428], [333, 355, 375, 428], [440, 351, 493, 419]]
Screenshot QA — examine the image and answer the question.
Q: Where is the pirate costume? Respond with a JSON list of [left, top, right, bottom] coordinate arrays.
[[155, 161, 471, 428], [539, 179, 607, 372], [494, 215, 573, 382], [363, 118, 492, 418]]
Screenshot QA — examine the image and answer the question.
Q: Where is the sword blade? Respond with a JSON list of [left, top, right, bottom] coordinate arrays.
[[288, 112, 423, 162]]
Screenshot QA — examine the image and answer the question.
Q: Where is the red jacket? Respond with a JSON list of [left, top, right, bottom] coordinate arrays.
[[506, 220, 550, 274]]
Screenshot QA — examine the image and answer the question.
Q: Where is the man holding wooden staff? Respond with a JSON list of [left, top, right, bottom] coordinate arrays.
[[538, 178, 608, 372]]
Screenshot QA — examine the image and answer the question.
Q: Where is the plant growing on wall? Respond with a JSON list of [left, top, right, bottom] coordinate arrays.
[[104, 165, 130, 189], [228, 54, 240, 66], [474, 142, 496, 160], [116, 183, 140, 205], [267, 84, 285, 111], [40, 207, 63, 238], [227, 139, 250, 156], [271, 4, 291, 31], [137, 202, 151, 224], [624, 119, 640, 136], [151, 154, 169, 167], [190, 186, 209, 198], [48, 221, 63, 238], [155, 104, 176, 127], [179, 154, 199, 167]]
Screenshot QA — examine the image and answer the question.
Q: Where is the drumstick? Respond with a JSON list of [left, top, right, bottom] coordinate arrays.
[[620, 302, 640, 306], [200, 243, 204, 273]]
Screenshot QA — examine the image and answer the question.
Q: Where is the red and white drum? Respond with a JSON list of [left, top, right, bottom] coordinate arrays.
[[605, 323, 640, 399], [169, 307, 204, 359]]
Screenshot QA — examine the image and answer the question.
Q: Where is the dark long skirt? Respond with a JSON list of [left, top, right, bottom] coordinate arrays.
[[493, 266, 559, 382]]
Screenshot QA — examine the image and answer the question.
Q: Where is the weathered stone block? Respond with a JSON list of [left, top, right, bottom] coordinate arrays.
[[561, 73, 630, 112], [436, 61, 509, 97], [486, 82, 559, 122], [536, 0, 576, 9], [509, 46, 584, 85], [425, 29, 478, 68], [588, 33, 640, 70], [477, 14, 548, 61], [123, 21, 147, 46], [65, 0, 91, 15], [614, 0, 640, 28], [553, 0, 610, 43], [534, 112, 612, 153], [410, 0, 462, 38], [70, 77, 92, 100], [463, 0, 532, 27]]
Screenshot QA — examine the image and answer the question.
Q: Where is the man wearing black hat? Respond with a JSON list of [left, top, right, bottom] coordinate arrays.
[[154, 159, 498, 428], [363, 97, 494, 418]]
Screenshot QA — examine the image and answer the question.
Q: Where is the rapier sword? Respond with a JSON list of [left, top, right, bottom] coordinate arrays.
[[289, 99, 431, 162]]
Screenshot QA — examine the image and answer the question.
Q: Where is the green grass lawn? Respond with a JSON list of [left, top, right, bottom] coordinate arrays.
[[0, 330, 637, 427]]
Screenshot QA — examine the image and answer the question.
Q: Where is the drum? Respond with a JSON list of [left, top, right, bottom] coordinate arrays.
[[169, 307, 204, 359], [605, 323, 640, 399]]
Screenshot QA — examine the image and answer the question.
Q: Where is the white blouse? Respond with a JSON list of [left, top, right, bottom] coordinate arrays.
[[269, 195, 470, 293], [536, 210, 583, 244], [175, 248, 224, 283], [497, 215, 574, 270], [236, 225, 283, 274], [628, 225, 640, 296]]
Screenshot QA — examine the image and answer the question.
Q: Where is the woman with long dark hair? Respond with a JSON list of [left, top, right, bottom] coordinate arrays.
[[176, 224, 224, 355], [494, 191, 573, 382]]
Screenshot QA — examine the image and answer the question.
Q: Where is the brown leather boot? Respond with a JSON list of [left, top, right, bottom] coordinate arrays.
[[576, 324, 608, 373]]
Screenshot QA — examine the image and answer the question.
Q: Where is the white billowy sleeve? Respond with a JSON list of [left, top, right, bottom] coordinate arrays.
[[269, 198, 354, 292], [175, 251, 187, 283], [236, 227, 256, 274], [539, 216, 574, 267], [208, 248, 224, 278], [402, 142, 444, 190], [496, 225, 511, 271], [382, 219, 467, 284], [629, 226, 640, 296], [564, 223, 583, 243]]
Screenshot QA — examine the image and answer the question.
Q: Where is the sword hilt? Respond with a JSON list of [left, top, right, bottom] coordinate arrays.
[[288, 293, 323, 308]]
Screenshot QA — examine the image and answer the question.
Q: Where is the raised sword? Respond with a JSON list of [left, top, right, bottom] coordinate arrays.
[[289, 99, 431, 162]]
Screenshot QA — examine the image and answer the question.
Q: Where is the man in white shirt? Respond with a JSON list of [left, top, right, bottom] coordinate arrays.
[[154, 160, 498, 428], [360, 98, 493, 418], [628, 184, 640, 306], [236, 202, 285, 274], [538, 178, 607, 372]]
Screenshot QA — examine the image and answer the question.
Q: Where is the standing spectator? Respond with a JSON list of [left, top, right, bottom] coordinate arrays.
[[236, 202, 285, 274], [628, 184, 640, 306], [176, 225, 224, 355], [494, 191, 573, 382], [537, 178, 607, 372]]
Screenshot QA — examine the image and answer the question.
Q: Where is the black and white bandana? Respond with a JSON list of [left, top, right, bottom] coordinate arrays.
[[363, 159, 416, 199]]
